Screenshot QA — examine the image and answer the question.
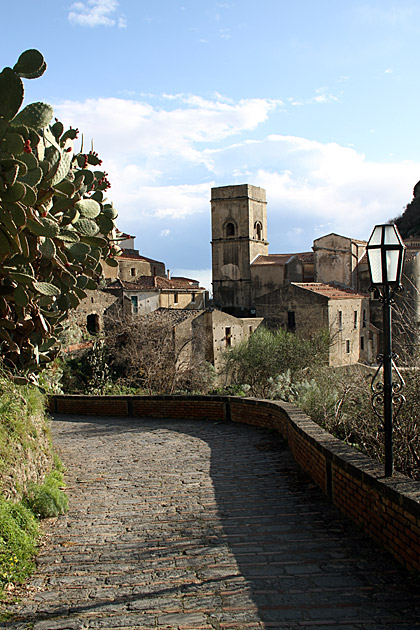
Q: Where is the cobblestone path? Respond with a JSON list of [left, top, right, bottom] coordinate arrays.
[[4, 414, 420, 630]]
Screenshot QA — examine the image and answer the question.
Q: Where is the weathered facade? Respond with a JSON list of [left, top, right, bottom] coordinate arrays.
[[102, 248, 165, 282], [191, 309, 263, 373], [211, 184, 268, 315], [73, 289, 122, 335], [254, 282, 375, 365], [313, 234, 366, 291]]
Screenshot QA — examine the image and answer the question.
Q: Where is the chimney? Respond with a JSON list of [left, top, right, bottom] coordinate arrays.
[[167, 269, 170, 279]]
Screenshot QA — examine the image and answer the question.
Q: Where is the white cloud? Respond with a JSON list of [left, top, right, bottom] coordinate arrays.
[[252, 136, 420, 242], [68, 0, 126, 28], [130, 183, 212, 220], [52, 93, 420, 260], [54, 95, 279, 171], [288, 87, 341, 107]]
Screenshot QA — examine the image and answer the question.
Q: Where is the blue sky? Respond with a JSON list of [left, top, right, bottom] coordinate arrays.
[[3, 1, 420, 290]]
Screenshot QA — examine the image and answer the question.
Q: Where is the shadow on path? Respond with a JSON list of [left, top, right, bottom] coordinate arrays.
[[4, 414, 420, 629]]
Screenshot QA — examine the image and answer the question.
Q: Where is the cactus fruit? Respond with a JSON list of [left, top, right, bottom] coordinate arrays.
[[0, 49, 119, 377]]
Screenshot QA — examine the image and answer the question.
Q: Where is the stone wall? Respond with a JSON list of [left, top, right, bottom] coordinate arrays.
[[73, 290, 121, 334], [50, 394, 420, 574], [255, 284, 328, 331]]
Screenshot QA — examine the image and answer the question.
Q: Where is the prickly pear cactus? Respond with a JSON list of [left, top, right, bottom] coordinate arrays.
[[0, 50, 120, 379]]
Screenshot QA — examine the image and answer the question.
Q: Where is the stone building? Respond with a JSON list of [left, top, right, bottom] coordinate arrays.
[[210, 183, 379, 366], [72, 230, 256, 377], [313, 234, 367, 290], [254, 282, 374, 365], [106, 275, 207, 315], [191, 309, 263, 373], [73, 289, 121, 335], [102, 232, 166, 282]]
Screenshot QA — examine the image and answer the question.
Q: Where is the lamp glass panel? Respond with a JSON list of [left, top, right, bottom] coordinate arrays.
[[368, 226, 383, 246], [384, 225, 399, 245], [386, 249, 400, 283], [368, 248, 383, 284]]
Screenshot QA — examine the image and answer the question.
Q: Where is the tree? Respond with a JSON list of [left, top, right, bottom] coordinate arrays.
[[393, 179, 420, 238], [222, 326, 329, 398], [0, 50, 119, 380], [103, 308, 214, 395]]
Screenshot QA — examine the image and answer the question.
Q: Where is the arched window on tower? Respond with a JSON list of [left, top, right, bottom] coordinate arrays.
[[225, 222, 235, 237], [254, 221, 262, 240]]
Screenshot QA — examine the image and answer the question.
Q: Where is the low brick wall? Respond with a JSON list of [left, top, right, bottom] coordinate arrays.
[[50, 394, 420, 573]]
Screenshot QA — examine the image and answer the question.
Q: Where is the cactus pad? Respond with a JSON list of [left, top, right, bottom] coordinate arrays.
[[12, 102, 54, 130], [33, 282, 61, 297], [75, 198, 101, 219], [73, 217, 100, 237], [0, 67, 24, 121], [13, 50, 46, 79]]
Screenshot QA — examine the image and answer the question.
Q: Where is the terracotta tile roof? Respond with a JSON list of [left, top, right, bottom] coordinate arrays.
[[109, 276, 205, 291], [156, 277, 204, 290], [292, 282, 368, 299], [252, 252, 314, 265], [171, 276, 200, 285], [404, 237, 420, 249], [136, 308, 203, 327], [118, 249, 164, 264], [313, 232, 367, 246], [295, 252, 314, 263], [105, 279, 124, 290]]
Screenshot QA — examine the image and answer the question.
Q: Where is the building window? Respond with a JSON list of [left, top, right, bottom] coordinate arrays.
[[254, 221, 262, 240], [174, 293, 178, 304], [362, 309, 367, 328], [226, 222, 235, 237], [354, 311, 358, 329], [346, 340, 350, 353], [288, 311, 296, 332], [191, 293, 196, 303], [225, 327, 232, 347], [87, 313, 100, 334], [249, 326, 253, 335], [361, 336, 364, 351], [131, 295, 138, 314], [338, 311, 343, 330], [130, 268, 136, 277]]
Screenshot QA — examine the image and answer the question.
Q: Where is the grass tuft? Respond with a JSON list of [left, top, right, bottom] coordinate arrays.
[[24, 470, 68, 519]]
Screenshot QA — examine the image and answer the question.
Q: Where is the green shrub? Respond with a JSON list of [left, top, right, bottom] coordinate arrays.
[[222, 326, 329, 398]]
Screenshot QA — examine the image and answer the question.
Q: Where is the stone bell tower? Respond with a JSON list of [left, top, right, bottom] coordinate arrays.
[[211, 184, 268, 316]]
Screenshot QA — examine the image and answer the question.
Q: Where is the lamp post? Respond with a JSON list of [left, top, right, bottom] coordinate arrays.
[[366, 224, 406, 477]]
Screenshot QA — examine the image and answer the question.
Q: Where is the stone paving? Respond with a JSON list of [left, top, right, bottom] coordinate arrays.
[[4, 414, 420, 630]]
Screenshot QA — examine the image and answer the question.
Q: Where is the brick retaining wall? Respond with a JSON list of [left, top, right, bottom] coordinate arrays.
[[50, 394, 420, 573]]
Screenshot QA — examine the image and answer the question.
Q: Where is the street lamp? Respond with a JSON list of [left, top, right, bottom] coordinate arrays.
[[366, 224, 406, 477]]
